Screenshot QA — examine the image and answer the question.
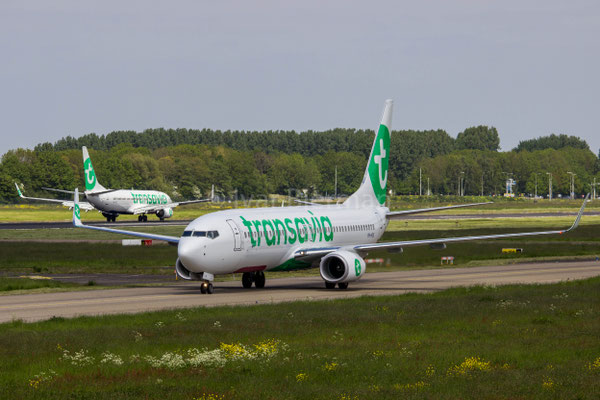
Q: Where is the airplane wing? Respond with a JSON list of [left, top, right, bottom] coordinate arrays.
[[72, 188, 180, 244], [16, 182, 94, 211], [294, 195, 589, 262], [386, 202, 493, 219]]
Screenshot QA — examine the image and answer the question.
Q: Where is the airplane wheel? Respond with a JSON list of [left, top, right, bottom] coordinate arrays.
[[142, 215, 148, 222], [254, 271, 266, 288], [338, 282, 348, 290], [242, 272, 253, 288], [325, 282, 336, 289], [206, 283, 214, 294], [138, 215, 143, 222], [200, 283, 207, 294]]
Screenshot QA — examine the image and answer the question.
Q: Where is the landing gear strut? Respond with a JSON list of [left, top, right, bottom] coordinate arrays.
[[103, 213, 117, 222], [241, 271, 266, 289]]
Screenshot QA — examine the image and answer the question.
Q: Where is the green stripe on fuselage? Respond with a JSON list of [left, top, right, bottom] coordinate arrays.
[[270, 258, 312, 272]]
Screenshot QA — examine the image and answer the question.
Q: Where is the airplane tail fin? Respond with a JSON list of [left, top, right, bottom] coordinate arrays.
[[82, 146, 106, 193], [73, 188, 82, 227], [344, 99, 393, 208]]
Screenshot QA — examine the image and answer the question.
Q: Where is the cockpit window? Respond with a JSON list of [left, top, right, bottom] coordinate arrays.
[[183, 230, 218, 239]]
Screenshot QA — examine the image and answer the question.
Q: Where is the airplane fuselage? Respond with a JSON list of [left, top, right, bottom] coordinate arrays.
[[85, 189, 172, 215], [177, 204, 390, 276]]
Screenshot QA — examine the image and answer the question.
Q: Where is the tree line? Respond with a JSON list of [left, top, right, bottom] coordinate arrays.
[[0, 126, 597, 203]]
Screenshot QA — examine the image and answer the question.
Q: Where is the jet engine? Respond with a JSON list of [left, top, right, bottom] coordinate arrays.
[[319, 250, 366, 284], [156, 207, 173, 219], [175, 258, 203, 280]]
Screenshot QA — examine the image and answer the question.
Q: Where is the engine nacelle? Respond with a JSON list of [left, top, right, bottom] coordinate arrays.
[[156, 207, 173, 219], [175, 258, 203, 280], [319, 250, 366, 284]]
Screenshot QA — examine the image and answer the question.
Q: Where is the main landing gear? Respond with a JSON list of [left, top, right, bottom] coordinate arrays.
[[103, 213, 117, 222], [200, 281, 214, 294], [242, 271, 266, 289], [137, 215, 148, 222], [324, 281, 348, 290]]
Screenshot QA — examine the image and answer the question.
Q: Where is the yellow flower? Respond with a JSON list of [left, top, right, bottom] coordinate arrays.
[[542, 377, 554, 390], [324, 362, 339, 371], [425, 365, 435, 377], [394, 381, 428, 391], [588, 357, 600, 371], [447, 356, 492, 377], [296, 373, 308, 382]]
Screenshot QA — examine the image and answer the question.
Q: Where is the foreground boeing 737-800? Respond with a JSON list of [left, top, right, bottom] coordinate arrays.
[[16, 146, 211, 222], [71, 100, 588, 294]]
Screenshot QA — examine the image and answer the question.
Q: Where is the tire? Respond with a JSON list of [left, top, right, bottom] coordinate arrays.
[[242, 272, 253, 288], [206, 283, 214, 294], [200, 283, 207, 294], [325, 281, 336, 289], [254, 271, 266, 288], [338, 282, 349, 290]]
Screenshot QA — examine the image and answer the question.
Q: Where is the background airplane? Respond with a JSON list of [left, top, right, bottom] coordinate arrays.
[[71, 100, 588, 293], [16, 146, 212, 222]]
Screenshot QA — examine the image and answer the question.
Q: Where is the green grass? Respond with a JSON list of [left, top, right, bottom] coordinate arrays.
[[3, 197, 599, 223], [0, 277, 79, 292], [1, 278, 599, 399], [1, 224, 599, 276]]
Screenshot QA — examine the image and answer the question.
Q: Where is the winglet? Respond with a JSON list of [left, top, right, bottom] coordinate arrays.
[[14, 182, 23, 198], [73, 188, 83, 227], [565, 193, 589, 232]]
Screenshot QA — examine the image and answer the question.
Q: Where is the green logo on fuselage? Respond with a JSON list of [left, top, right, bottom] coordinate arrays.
[[131, 192, 168, 205], [367, 124, 390, 205], [240, 211, 334, 248]]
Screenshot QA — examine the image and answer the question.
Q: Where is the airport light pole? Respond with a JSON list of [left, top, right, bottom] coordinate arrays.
[[419, 168, 422, 196], [567, 171, 576, 199], [334, 165, 337, 199], [546, 172, 552, 201]]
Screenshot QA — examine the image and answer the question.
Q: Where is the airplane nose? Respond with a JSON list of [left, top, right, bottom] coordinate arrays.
[[178, 239, 201, 272]]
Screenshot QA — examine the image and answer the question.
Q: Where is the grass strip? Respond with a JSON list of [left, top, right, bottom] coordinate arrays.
[[1, 277, 599, 399]]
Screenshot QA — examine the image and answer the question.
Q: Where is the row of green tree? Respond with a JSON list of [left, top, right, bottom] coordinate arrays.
[[1, 127, 597, 202]]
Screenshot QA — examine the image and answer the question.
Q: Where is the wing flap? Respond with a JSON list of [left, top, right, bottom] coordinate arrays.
[[386, 202, 493, 219]]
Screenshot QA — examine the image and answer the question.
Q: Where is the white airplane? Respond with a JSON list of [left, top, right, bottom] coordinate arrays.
[[71, 100, 588, 294], [16, 146, 212, 222]]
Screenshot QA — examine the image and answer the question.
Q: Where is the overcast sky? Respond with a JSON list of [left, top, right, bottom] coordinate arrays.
[[1, 1, 599, 156]]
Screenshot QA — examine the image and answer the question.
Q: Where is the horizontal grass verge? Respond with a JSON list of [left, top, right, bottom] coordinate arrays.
[[1, 277, 599, 399]]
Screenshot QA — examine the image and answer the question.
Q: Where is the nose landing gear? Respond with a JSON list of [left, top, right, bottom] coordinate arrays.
[[241, 271, 266, 289], [200, 281, 214, 294]]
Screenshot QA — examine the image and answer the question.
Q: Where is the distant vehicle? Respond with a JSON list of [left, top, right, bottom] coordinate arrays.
[[16, 146, 212, 222], [71, 100, 588, 293]]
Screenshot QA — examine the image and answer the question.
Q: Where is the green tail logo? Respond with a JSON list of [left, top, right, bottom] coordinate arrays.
[[367, 124, 390, 205], [83, 158, 97, 191], [74, 203, 81, 220]]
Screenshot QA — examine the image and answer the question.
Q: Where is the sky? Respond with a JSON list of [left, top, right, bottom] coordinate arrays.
[[1, 0, 599, 156]]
